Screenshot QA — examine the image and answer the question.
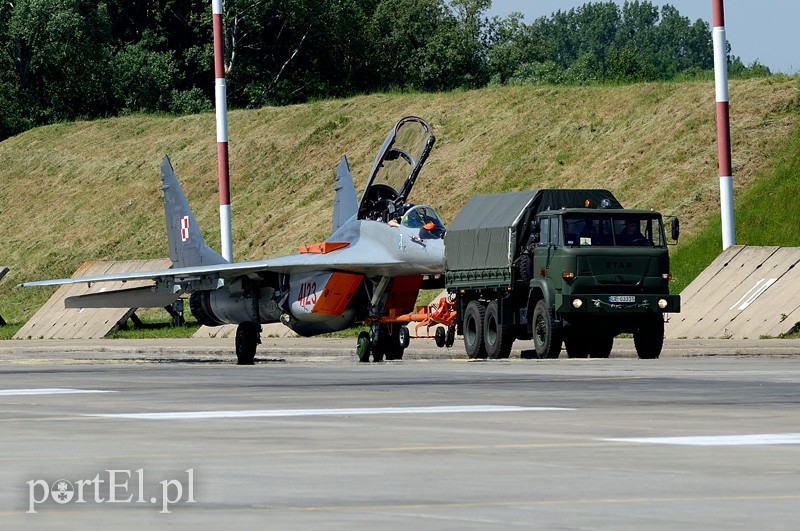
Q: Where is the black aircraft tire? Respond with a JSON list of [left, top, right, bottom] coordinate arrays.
[[356, 331, 371, 362], [532, 300, 561, 359], [463, 301, 488, 359], [235, 322, 260, 365], [634, 316, 664, 359], [370, 327, 386, 362], [484, 300, 513, 359], [384, 326, 405, 361]]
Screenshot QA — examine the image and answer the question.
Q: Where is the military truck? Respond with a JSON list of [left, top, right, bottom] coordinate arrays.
[[444, 189, 680, 359]]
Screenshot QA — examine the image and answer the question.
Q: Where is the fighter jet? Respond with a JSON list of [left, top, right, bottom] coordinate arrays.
[[19, 116, 447, 364]]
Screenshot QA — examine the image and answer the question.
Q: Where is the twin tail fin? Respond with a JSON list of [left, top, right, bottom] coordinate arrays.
[[161, 156, 228, 268]]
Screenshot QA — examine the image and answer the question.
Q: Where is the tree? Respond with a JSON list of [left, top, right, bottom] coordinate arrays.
[[486, 13, 554, 84], [0, 0, 769, 142], [0, 2, 29, 138], [110, 40, 179, 113], [8, 0, 114, 122], [370, 0, 490, 92]]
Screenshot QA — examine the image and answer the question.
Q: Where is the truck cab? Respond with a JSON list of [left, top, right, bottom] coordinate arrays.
[[528, 208, 680, 358]]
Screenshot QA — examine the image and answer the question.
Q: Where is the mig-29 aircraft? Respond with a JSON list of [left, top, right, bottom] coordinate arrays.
[[19, 116, 447, 364]]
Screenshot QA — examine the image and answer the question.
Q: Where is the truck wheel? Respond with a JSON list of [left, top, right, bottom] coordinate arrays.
[[532, 300, 561, 359], [634, 316, 664, 359], [484, 300, 513, 359], [463, 301, 488, 359], [590, 335, 614, 358], [565, 336, 589, 358]]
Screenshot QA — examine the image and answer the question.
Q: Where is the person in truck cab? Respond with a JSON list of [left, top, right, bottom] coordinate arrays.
[[617, 219, 648, 245]]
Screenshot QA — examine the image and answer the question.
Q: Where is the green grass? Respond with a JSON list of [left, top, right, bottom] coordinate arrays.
[[0, 78, 798, 338], [0, 323, 23, 340], [106, 318, 201, 339], [669, 121, 800, 294], [104, 307, 200, 339]]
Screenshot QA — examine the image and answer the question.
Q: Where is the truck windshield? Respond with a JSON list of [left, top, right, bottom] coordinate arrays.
[[563, 214, 665, 247]]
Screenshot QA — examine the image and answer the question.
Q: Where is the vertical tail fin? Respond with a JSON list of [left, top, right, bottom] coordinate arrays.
[[332, 155, 358, 234], [161, 156, 228, 267]]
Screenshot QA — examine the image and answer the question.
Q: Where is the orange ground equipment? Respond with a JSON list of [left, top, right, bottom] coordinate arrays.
[[372, 295, 457, 348]]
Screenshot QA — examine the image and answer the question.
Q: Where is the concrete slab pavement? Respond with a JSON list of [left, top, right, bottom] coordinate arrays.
[[1, 336, 799, 363]]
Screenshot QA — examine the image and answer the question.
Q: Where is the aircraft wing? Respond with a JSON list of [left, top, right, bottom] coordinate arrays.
[[17, 230, 441, 290], [17, 254, 379, 289]]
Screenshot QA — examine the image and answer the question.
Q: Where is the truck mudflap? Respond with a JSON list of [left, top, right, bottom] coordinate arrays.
[[555, 294, 680, 314]]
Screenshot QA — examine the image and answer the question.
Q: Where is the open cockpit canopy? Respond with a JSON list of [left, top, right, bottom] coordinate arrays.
[[358, 116, 435, 222]]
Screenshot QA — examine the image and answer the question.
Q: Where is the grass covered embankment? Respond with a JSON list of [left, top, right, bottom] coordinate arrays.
[[0, 77, 798, 330]]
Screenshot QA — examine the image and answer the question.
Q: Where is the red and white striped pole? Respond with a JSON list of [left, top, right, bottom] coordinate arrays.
[[712, 0, 735, 250], [212, 0, 233, 262]]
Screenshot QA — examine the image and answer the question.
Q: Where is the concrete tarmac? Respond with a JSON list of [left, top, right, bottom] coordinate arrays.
[[1, 337, 800, 529]]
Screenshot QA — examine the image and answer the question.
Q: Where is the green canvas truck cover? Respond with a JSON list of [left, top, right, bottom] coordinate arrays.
[[445, 189, 621, 272]]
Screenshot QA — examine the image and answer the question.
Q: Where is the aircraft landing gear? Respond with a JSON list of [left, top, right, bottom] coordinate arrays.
[[235, 321, 261, 365], [356, 324, 405, 362], [356, 331, 371, 362]]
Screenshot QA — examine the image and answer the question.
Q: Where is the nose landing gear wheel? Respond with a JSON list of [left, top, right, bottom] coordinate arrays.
[[356, 331, 371, 362]]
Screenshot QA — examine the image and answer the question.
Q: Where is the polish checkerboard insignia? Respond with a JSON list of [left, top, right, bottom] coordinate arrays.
[[180, 215, 190, 241]]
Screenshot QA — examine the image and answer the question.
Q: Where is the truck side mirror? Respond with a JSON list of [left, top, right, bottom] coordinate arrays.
[[671, 217, 680, 241]]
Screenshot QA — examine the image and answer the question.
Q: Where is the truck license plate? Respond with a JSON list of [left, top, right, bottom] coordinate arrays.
[[609, 296, 635, 303]]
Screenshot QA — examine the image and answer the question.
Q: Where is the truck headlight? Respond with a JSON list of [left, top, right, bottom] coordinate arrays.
[[572, 298, 583, 309], [658, 299, 668, 309]]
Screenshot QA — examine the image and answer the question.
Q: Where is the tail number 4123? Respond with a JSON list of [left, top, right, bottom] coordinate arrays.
[[297, 281, 318, 308]]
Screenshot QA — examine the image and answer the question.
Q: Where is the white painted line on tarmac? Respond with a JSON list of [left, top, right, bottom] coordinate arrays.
[[88, 405, 574, 420], [604, 433, 800, 446], [0, 388, 115, 396]]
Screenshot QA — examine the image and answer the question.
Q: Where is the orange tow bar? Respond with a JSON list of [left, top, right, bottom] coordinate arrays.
[[372, 296, 457, 342]]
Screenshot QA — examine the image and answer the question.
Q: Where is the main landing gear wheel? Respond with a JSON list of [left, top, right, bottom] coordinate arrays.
[[235, 321, 261, 365]]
